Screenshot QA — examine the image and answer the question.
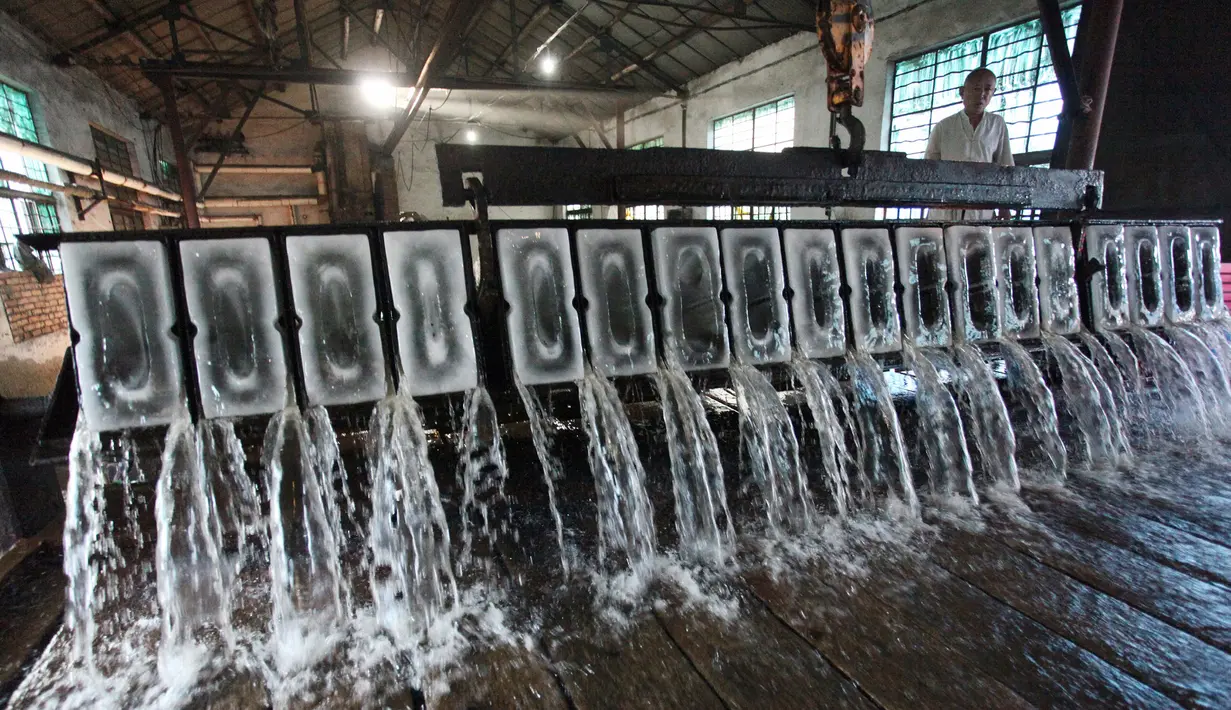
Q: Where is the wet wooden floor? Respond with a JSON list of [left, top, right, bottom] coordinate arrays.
[[432, 467, 1231, 710], [5, 458, 1231, 709]]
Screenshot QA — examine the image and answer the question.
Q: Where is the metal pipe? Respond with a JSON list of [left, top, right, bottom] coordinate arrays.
[[1066, 0, 1123, 170], [200, 214, 264, 226], [0, 169, 97, 199], [0, 133, 182, 202], [156, 75, 202, 228], [199, 196, 321, 207], [191, 164, 317, 174]]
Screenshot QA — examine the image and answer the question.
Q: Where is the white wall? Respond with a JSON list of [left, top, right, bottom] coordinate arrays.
[[0, 11, 162, 233], [606, 0, 1040, 218]]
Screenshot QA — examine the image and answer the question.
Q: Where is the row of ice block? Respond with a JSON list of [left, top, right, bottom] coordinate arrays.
[[1085, 224, 1225, 331], [61, 230, 477, 432]]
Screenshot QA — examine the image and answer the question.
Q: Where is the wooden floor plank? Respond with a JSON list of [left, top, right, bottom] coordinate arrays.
[[1068, 475, 1231, 544], [743, 566, 1033, 710], [933, 525, 1231, 709], [653, 586, 875, 710], [432, 643, 568, 710], [1020, 485, 1231, 588], [0, 546, 64, 706], [983, 503, 1231, 653], [827, 542, 1179, 709]]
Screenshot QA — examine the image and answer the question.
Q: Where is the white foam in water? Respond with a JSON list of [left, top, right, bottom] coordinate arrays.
[[575, 228, 656, 377], [992, 226, 1040, 340], [497, 227, 585, 385], [1124, 225, 1165, 327], [1085, 224, 1130, 331], [383, 229, 478, 395], [894, 226, 951, 348], [841, 228, 901, 354], [721, 227, 791, 365], [1032, 226, 1081, 335], [61, 241, 182, 431], [286, 234, 387, 406], [1158, 225, 1197, 324], [782, 229, 846, 359], [180, 238, 287, 419], [945, 225, 1001, 343], [651, 227, 730, 370], [1193, 226, 1226, 321]]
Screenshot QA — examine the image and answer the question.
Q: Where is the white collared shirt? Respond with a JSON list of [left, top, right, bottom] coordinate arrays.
[[924, 110, 1014, 220]]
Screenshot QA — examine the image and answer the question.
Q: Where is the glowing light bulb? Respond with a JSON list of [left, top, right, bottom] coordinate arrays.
[[359, 77, 396, 108], [541, 54, 558, 76], [465, 128, 478, 143]]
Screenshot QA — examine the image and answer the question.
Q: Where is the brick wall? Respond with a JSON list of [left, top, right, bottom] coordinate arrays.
[[0, 271, 68, 343]]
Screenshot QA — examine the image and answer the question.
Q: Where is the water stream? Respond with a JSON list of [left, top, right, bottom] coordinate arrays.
[[789, 356, 853, 516], [949, 344, 1020, 491], [578, 368, 657, 570], [1163, 326, 1231, 431], [998, 339, 1067, 479], [902, 346, 976, 500], [654, 364, 734, 560], [514, 377, 571, 574], [456, 386, 510, 570], [845, 351, 918, 516], [1125, 325, 1210, 439], [1041, 334, 1120, 467]]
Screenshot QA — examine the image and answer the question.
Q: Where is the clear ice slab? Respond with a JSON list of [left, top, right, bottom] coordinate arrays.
[[1085, 224, 1130, 331], [945, 225, 1001, 343], [652, 226, 730, 370], [1193, 226, 1226, 321], [1033, 226, 1081, 335], [783, 228, 846, 359], [1125, 225, 1165, 327], [61, 240, 183, 431], [384, 228, 478, 396], [895, 226, 951, 348], [575, 228, 656, 377], [286, 234, 387, 406], [992, 226, 1040, 340], [180, 237, 287, 419], [498, 227, 585, 385], [841, 227, 901, 354], [721, 227, 791, 365], [1159, 225, 1197, 324]]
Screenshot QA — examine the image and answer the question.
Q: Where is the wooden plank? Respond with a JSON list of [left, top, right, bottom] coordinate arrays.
[[835, 546, 1179, 708], [1020, 484, 1231, 587], [932, 525, 1231, 708], [432, 644, 568, 710], [983, 501, 1231, 653], [743, 565, 1032, 710], [0, 547, 65, 705], [1067, 474, 1231, 545], [653, 586, 875, 710]]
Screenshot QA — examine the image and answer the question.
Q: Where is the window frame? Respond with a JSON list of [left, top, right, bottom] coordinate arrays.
[[708, 96, 795, 220], [0, 80, 62, 273]]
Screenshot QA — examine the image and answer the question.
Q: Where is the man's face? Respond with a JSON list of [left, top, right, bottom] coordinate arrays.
[[960, 74, 997, 115]]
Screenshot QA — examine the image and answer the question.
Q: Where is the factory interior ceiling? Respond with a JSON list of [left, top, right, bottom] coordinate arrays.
[[0, 0, 860, 142]]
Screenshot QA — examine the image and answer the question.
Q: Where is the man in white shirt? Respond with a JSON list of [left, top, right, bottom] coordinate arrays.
[[924, 68, 1014, 220]]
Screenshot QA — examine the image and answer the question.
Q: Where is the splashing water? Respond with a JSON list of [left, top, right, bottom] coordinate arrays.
[[1189, 322, 1231, 392], [154, 413, 230, 673], [943, 344, 1020, 490], [1041, 334, 1121, 466], [200, 420, 265, 610], [1164, 326, 1231, 431], [789, 356, 853, 516], [261, 406, 349, 674], [998, 339, 1067, 479], [514, 377, 570, 574], [1076, 332, 1133, 440], [366, 391, 458, 648], [456, 386, 510, 570], [578, 368, 656, 571], [1126, 325, 1210, 440], [654, 364, 733, 561], [1100, 329, 1147, 432], [729, 364, 813, 534], [902, 346, 976, 500], [845, 351, 918, 517]]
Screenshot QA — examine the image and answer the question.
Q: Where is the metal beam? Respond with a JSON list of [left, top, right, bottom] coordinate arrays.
[[1038, 0, 1082, 169], [199, 83, 265, 197], [141, 60, 659, 95], [341, 14, 350, 60], [565, 7, 679, 91], [292, 0, 313, 64], [484, 1, 555, 76], [340, 2, 409, 69], [52, 2, 171, 62], [1066, 0, 1124, 170], [610, 0, 755, 82], [155, 75, 201, 228]]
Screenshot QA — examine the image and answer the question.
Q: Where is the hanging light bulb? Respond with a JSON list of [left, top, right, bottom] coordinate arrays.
[[540, 54, 558, 77]]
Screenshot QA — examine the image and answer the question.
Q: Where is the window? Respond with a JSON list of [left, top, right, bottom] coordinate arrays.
[[564, 204, 592, 220], [91, 126, 143, 231], [625, 137, 665, 220], [0, 82, 61, 273], [882, 4, 1082, 219], [709, 97, 794, 220]]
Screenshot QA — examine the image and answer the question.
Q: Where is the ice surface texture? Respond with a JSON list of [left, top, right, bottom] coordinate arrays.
[[62, 240, 183, 431], [1125, 225, 1165, 327], [575, 228, 656, 377], [1086, 224, 1129, 331], [1032, 226, 1081, 335], [1193, 226, 1226, 321], [783, 229, 846, 359], [721, 227, 790, 365], [894, 226, 951, 348], [497, 227, 585, 385], [992, 226, 1040, 340], [180, 238, 287, 419], [286, 234, 387, 407], [1158, 225, 1197, 324], [841, 228, 901, 354], [384, 229, 478, 396], [652, 227, 730, 370], [945, 225, 1001, 343]]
